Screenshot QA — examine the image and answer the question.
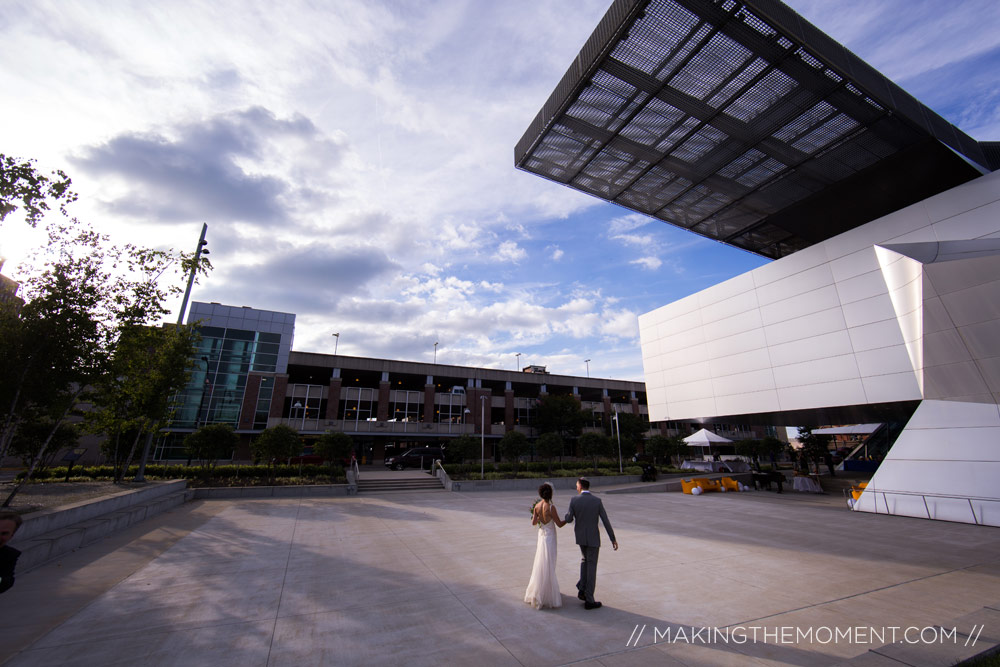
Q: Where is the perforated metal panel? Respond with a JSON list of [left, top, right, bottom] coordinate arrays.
[[516, 0, 992, 259]]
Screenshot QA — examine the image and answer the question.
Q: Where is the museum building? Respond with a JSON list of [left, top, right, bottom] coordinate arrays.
[[516, 0, 1000, 524]]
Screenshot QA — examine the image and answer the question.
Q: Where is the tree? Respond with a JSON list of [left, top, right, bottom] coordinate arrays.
[[734, 438, 761, 466], [534, 395, 586, 441], [314, 431, 354, 467], [499, 430, 530, 477], [447, 435, 477, 464], [8, 419, 79, 472], [0, 153, 76, 228], [644, 435, 669, 466], [609, 412, 645, 462], [535, 432, 563, 474], [252, 425, 301, 468], [759, 436, 786, 466], [1, 156, 209, 506], [88, 323, 199, 482], [579, 432, 612, 473], [184, 424, 238, 469], [798, 427, 829, 475], [645, 433, 686, 467]]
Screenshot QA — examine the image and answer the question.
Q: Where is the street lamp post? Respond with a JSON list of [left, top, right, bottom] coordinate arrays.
[[177, 223, 209, 325], [612, 411, 623, 473], [480, 395, 486, 480], [434, 341, 439, 364], [515, 352, 521, 371], [332, 332, 339, 355], [585, 359, 591, 377]]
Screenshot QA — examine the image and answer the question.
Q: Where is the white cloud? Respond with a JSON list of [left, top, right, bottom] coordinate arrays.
[[631, 256, 663, 271], [495, 240, 527, 263]]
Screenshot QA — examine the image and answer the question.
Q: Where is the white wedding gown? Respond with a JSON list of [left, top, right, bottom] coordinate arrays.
[[524, 516, 562, 609]]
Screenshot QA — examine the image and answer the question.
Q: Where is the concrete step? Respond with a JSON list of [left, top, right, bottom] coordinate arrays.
[[11, 483, 193, 573], [357, 478, 443, 493]]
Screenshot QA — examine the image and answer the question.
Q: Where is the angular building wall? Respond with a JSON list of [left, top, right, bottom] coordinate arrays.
[[639, 170, 1000, 525]]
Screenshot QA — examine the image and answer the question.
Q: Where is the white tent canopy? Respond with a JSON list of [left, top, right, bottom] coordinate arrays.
[[683, 428, 733, 446]]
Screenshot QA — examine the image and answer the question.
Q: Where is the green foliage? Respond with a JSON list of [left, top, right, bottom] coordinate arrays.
[[20, 463, 347, 486], [0, 153, 77, 228], [734, 438, 760, 460], [609, 412, 645, 460], [533, 394, 586, 438], [251, 425, 302, 465], [499, 430, 530, 476], [314, 431, 354, 465], [447, 435, 478, 464], [1, 155, 209, 506], [579, 432, 613, 472], [184, 424, 238, 468], [797, 427, 829, 473], [8, 419, 78, 469], [535, 432, 563, 472]]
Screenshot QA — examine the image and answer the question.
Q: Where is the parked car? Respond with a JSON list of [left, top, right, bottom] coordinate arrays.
[[384, 447, 445, 470]]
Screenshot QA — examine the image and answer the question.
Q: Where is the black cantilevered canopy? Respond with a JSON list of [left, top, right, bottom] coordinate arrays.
[[515, 0, 992, 259]]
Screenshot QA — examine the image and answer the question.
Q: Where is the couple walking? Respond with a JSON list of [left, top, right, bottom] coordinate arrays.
[[524, 478, 617, 610]]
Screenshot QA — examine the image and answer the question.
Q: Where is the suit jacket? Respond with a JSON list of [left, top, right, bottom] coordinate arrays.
[[565, 491, 615, 547], [0, 545, 20, 594]]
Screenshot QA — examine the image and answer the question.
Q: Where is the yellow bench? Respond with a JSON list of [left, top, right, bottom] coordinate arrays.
[[720, 477, 740, 492], [850, 481, 869, 501]]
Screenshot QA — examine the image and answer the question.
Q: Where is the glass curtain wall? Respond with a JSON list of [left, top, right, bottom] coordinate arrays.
[[157, 327, 282, 459]]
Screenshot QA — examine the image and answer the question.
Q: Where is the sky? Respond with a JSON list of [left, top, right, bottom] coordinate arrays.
[[2, 0, 998, 383]]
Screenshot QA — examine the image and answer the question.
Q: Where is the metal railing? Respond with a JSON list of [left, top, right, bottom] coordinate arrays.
[[852, 487, 1000, 525]]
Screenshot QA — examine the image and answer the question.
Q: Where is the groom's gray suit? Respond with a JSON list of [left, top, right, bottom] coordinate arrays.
[[564, 489, 616, 605]]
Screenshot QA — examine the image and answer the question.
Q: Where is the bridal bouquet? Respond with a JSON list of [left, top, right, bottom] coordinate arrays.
[[530, 498, 541, 516]]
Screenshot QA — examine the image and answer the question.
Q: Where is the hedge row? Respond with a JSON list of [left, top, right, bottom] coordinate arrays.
[[22, 463, 346, 483]]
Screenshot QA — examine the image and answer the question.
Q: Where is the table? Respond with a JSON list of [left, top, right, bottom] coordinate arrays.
[[793, 476, 822, 493]]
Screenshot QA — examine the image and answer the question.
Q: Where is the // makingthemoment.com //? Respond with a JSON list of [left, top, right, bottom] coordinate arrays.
[[625, 624, 986, 648]]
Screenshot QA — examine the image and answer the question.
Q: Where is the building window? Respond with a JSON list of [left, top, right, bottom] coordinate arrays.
[[341, 387, 376, 424], [514, 397, 535, 426], [391, 390, 423, 422], [254, 377, 274, 429]]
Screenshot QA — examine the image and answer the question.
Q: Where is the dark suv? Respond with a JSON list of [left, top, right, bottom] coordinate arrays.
[[384, 447, 445, 470]]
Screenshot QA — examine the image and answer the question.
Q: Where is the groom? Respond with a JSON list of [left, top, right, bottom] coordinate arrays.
[[564, 477, 617, 609]]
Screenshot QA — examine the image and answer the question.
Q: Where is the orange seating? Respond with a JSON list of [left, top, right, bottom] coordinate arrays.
[[720, 477, 740, 492], [681, 478, 699, 494], [695, 478, 721, 492]]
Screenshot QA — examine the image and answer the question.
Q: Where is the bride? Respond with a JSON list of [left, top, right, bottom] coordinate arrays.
[[524, 482, 566, 609]]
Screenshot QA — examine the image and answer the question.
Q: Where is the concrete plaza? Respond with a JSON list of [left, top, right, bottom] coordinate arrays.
[[3, 485, 999, 666]]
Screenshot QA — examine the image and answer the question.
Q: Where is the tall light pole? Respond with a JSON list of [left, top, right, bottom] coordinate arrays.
[[177, 223, 209, 325], [612, 411, 623, 473], [332, 332, 340, 355], [434, 341, 439, 364], [515, 352, 521, 371], [585, 359, 591, 377], [480, 395, 486, 480]]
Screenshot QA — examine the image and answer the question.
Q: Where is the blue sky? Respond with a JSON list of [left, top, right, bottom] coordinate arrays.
[[1, 0, 997, 382]]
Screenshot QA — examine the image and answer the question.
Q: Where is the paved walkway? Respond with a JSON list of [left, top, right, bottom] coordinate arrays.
[[3, 488, 999, 666]]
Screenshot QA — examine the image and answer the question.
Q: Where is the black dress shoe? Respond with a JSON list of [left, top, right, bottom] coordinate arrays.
[[584, 601, 602, 610], [578, 591, 586, 601]]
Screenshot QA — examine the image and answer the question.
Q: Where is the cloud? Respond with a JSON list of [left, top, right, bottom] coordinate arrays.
[[495, 240, 527, 263], [71, 107, 347, 227], [631, 256, 663, 271], [549, 246, 564, 261]]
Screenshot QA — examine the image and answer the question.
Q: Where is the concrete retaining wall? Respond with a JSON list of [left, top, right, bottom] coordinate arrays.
[[11, 481, 193, 573], [13, 480, 188, 542], [192, 484, 351, 499], [436, 469, 642, 492]]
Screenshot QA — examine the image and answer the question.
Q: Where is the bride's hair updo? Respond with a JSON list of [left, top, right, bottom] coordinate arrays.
[[538, 483, 553, 501]]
